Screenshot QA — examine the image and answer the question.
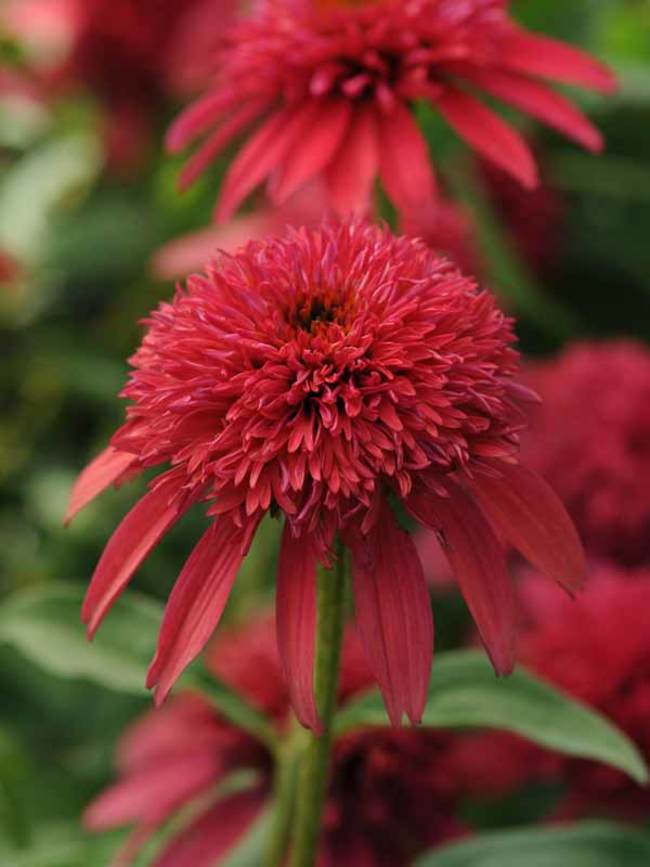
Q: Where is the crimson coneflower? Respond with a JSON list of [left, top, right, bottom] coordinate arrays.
[[168, 0, 615, 218], [85, 615, 464, 867], [524, 340, 650, 568], [67, 219, 583, 729]]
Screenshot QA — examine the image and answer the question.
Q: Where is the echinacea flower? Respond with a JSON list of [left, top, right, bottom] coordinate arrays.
[[168, 0, 615, 219], [67, 218, 584, 729], [523, 340, 650, 568], [85, 615, 465, 867], [447, 563, 650, 821]]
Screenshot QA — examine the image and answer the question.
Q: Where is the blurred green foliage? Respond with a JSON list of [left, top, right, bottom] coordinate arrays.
[[0, 0, 649, 863]]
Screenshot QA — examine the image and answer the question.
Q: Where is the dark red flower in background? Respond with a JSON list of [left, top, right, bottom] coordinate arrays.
[[524, 340, 650, 568], [447, 564, 650, 820], [56, 0, 233, 170], [67, 219, 583, 730], [169, 0, 614, 220], [85, 616, 464, 866]]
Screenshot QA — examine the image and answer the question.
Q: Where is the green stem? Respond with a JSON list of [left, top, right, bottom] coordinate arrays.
[[265, 728, 300, 867], [290, 542, 347, 867]]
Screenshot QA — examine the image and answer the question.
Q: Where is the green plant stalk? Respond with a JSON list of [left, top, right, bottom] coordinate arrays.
[[289, 543, 347, 867], [265, 726, 301, 867]]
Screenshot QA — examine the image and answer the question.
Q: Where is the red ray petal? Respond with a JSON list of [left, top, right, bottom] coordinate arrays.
[[65, 447, 136, 525], [407, 481, 516, 675], [82, 475, 186, 637], [325, 104, 379, 214], [501, 32, 617, 94], [465, 68, 603, 152], [216, 102, 322, 223], [348, 502, 433, 726], [378, 102, 437, 213], [469, 463, 586, 593], [147, 518, 255, 704], [276, 524, 321, 732], [271, 100, 351, 204], [179, 99, 269, 191], [437, 86, 538, 189], [166, 89, 238, 152]]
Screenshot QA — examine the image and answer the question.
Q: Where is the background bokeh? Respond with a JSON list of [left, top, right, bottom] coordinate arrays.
[[1, 0, 649, 864]]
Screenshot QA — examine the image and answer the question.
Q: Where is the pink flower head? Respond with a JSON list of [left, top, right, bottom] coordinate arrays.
[[85, 615, 464, 867], [524, 340, 650, 568], [68, 218, 584, 729], [168, 0, 615, 220]]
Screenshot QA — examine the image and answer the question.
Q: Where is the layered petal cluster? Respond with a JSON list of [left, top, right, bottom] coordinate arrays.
[[68, 219, 583, 729], [524, 340, 650, 567], [85, 616, 463, 867], [448, 565, 650, 820], [169, 0, 615, 218]]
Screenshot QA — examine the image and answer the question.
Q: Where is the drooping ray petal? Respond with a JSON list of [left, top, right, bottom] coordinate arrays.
[[153, 788, 266, 867], [166, 89, 239, 152], [349, 502, 433, 726], [502, 31, 618, 94], [437, 86, 538, 188], [276, 524, 321, 732], [82, 474, 187, 637], [179, 99, 270, 191], [464, 68, 603, 152], [271, 100, 351, 204], [325, 104, 379, 214], [407, 481, 516, 675], [378, 102, 437, 213], [216, 102, 322, 222], [469, 463, 586, 593], [147, 518, 254, 704], [65, 447, 136, 525]]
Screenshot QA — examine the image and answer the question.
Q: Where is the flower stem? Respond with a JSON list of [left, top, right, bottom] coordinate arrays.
[[265, 726, 300, 867], [290, 542, 347, 867]]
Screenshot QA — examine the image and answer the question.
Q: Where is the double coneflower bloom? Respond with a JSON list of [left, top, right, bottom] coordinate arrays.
[[168, 0, 615, 217], [68, 219, 584, 729]]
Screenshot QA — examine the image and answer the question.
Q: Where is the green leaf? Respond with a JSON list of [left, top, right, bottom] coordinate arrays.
[[335, 650, 648, 784], [414, 822, 650, 867], [0, 583, 161, 696]]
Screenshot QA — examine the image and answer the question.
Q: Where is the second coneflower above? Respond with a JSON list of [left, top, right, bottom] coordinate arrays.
[[168, 0, 615, 219], [67, 219, 584, 730]]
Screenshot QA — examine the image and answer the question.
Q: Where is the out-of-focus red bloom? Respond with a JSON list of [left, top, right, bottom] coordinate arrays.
[[0, 250, 21, 287], [169, 0, 614, 220], [85, 616, 464, 866], [401, 199, 481, 277], [479, 157, 566, 276], [67, 218, 583, 730], [449, 565, 650, 820], [37, 0, 234, 170], [524, 340, 650, 568]]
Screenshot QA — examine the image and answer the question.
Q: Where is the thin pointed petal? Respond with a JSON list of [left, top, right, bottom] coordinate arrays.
[[166, 90, 237, 152], [470, 463, 586, 593], [147, 519, 254, 703], [502, 32, 617, 94], [65, 448, 136, 525], [407, 482, 516, 675], [82, 476, 185, 637], [349, 502, 433, 726], [378, 103, 437, 213], [325, 105, 379, 214], [271, 100, 351, 204], [465, 69, 603, 152], [276, 524, 321, 732], [437, 87, 538, 188]]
